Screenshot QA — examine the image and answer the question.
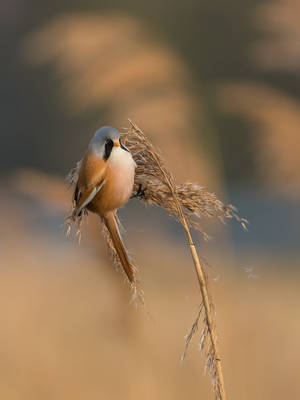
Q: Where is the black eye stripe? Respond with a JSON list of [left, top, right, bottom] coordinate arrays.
[[104, 139, 114, 160]]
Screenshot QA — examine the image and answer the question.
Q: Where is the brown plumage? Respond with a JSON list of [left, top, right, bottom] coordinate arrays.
[[71, 126, 136, 283]]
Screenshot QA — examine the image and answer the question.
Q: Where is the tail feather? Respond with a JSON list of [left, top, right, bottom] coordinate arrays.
[[103, 211, 135, 283]]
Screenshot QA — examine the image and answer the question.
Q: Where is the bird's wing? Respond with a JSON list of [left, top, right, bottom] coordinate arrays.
[[73, 154, 108, 217], [73, 180, 105, 217]]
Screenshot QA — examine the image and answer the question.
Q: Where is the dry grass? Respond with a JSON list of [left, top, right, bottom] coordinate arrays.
[[124, 121, 228, 399], [66, 121, 247, 399], [122, 121, 246, 234]]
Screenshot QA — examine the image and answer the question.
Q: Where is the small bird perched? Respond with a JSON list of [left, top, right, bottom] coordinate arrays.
[[72, 126, 136, 283]]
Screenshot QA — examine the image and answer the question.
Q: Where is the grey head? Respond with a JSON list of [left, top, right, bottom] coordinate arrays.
[[89, 126, 120, 160]]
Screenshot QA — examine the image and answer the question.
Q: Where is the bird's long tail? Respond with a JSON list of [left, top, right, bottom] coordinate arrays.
[[103, 211, 135, 283]]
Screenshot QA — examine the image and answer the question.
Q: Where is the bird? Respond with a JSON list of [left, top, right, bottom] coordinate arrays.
[[72, 126, 136, 283]]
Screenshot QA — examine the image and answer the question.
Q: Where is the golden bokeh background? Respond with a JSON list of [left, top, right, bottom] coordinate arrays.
[[1, 1, 300, 398]]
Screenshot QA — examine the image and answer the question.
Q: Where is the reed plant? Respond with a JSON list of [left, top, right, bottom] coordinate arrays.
[[67, 120, 247, 400]]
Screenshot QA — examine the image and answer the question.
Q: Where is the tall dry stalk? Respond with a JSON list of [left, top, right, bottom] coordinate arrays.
[[125, 121, 227, 399], [67, 120, 247, 399]]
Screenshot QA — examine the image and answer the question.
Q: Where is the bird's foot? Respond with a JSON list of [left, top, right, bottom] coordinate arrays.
[[131, 183, 146, 199]]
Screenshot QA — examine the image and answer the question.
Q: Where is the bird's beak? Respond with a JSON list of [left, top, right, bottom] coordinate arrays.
[[114, 141, 120, 147]]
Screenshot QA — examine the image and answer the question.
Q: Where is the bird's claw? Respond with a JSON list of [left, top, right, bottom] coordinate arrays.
[[131, 183, 146, 199]]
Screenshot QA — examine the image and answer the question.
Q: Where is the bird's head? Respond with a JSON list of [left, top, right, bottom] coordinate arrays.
[[89, 126, 129, 160]]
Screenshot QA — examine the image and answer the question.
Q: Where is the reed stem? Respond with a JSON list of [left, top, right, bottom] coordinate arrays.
[[179, 220, 227, 400], [129, 120, 227, 400], [162, 171, 226, 400]]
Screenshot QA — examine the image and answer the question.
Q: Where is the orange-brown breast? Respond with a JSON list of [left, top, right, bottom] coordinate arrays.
[[77, 149, 135, 216], [88, 165, 133, 215]]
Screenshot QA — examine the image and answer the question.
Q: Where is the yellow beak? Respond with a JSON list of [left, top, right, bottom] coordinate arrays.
[[114, 141, 120, 147]]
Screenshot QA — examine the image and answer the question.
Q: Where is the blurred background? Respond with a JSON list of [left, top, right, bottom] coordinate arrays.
[[1, 0, 300, 399]]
